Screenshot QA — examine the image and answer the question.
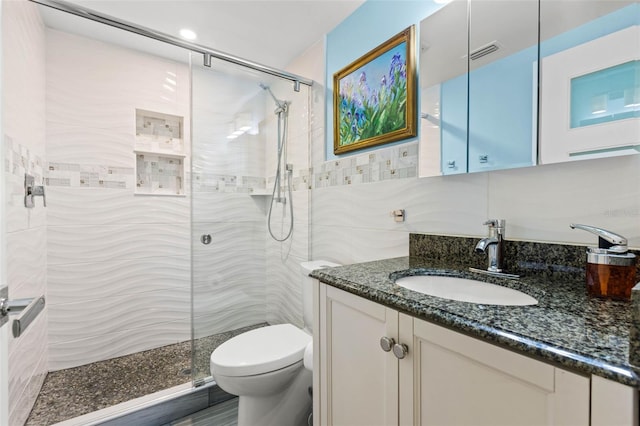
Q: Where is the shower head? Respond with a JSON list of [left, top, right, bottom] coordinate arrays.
[[259, 83, 288, 112]]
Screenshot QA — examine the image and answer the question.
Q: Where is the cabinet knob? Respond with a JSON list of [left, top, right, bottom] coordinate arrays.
[[380, 336, 395, 352], [392, 343, 409, 359]]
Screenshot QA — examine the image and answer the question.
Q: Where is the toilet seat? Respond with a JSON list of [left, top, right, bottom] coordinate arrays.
[[211, 324, 311, 377]]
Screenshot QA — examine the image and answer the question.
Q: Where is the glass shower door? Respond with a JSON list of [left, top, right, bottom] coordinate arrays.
[[190, 54, 311, 384]]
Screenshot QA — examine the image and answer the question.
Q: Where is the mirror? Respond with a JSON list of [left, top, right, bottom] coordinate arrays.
[[467, 0, 538, 173], [419, 0, 468, 177], [419, 0, 639, 178], [419, 0, 538, 177], [539, 0, 639, 164]]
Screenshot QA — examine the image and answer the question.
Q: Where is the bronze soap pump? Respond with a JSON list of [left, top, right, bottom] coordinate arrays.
[[571, 224, 637, 300]]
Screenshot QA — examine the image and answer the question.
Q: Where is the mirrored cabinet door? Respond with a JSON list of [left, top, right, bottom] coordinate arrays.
[[419, 0, 638, 178], [419, 0, 468, 177], [419, 0, 539, 178], [467, 0, 539, 173], [539, 0, 640, 164]]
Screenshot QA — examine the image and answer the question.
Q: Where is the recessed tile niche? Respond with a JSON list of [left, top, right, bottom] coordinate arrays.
[[134, 109, 185, 196]]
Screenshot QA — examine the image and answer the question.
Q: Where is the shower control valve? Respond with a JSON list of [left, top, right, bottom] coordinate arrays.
[[24, 174, 46, 208]]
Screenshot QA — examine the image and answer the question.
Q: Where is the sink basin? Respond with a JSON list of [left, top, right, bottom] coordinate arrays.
[[395, 275, 537, 306]]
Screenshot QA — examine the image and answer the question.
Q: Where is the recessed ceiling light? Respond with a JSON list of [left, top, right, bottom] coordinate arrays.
[[179, 29, 197, 41]]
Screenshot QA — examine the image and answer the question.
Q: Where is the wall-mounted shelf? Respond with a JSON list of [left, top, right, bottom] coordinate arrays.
[[134, 109, 186, 196], [249, 189, 272, 197], [134, 150, 185, 196], [135, 109, 184, 154]]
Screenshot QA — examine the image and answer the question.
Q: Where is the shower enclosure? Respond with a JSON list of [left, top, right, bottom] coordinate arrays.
[[3, 1, 311, 424]]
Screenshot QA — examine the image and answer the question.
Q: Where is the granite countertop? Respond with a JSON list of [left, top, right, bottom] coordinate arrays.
[[310, 255, 640, 387]]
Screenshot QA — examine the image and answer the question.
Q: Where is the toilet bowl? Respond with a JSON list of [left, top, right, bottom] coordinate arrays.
[[211, 324, 312, 426], [210, 260, 340, 426]]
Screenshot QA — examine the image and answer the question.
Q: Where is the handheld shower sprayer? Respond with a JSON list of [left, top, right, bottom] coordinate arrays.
[[261, 83, 294, 242]]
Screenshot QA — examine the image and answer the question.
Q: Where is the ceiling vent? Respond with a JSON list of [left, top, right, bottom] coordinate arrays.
[[469, 41, 500, 61]]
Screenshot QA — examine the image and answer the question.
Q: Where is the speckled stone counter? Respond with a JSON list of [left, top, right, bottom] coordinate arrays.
[[311, 235, 640, 387]]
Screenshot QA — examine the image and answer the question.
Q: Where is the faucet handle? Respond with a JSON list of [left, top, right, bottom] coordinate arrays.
[[483, 219, 505, 228]]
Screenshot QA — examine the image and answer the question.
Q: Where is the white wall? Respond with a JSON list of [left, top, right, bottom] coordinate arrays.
[[3, 1, 48, 424], [45, 29, 193, 370], [290, 38, 640, 269]]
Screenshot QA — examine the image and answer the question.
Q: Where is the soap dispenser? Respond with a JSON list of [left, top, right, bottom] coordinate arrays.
[[571, 224, 638, 300]]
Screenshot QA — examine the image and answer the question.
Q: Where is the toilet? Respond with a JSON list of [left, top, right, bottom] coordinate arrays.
[[210, 260, 340, 426]]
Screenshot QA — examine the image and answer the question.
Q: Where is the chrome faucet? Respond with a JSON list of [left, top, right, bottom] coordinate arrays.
[[475, 219, 505, 273]]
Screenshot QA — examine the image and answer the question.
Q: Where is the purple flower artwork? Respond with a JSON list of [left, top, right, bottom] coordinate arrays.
[[333, 27, 416, 154]]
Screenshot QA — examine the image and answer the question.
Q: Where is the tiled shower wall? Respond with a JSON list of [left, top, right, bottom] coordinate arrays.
[[45, 29, 193, 370], [3, 1, 48, 424], [263, 78, 312, 328], [41, 22, 312, 374]]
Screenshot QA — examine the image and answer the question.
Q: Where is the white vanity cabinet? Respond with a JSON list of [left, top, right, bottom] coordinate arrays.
[[316, 282, 637, 426]]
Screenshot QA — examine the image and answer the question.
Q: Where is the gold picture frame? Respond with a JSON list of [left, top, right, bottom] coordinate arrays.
[[333, 26, 417, 155]]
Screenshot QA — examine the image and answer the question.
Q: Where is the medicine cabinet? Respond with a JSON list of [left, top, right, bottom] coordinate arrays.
[[418, 0, 639, 177]]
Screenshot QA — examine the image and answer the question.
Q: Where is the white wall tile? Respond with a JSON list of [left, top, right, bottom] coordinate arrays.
[[47, 256, 190, 305], [47, 187, 190, 226], [46, 122, 137, 167], [8, 311, 48, 426], [192, 307, 267, 340], [48, 318, 191, 371], [191, 192, 267, 224], [46, 30, 190, 130], [4, 1, 48, 423], [406, 173, 490, 237], [47, 288, 190, 345], [6, 226, 47, 296], [191, 221, 266, 286], [488, 155, 640, 247], [47, 223, 189, 265]]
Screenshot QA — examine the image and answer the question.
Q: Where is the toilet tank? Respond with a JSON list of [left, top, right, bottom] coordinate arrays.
[[300, 260, 341, 331]]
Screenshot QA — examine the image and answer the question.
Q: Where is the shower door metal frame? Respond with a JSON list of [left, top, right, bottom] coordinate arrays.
[[29, 0, 314, 91]]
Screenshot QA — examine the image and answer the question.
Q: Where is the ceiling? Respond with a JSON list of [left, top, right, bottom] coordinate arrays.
[[38, 0, 365, 70]]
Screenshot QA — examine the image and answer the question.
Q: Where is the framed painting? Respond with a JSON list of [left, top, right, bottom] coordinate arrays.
[[333, 26, 416, 155]]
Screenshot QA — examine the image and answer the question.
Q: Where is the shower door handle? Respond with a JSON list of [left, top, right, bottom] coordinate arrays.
[[0, 287, 46, 337]]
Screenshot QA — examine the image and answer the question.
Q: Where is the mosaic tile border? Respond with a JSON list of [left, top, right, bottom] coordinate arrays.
[[7, 139, 419, 193], [47, 162, 134, 189], [313, 142, 418, 188], [4, 134, 45, 181]]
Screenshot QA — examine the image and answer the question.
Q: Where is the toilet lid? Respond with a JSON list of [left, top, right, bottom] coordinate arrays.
[[210, 324, 311, 377]]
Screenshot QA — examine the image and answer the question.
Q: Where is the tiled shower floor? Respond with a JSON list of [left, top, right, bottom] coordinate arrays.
[[25, 324, 265, 426]]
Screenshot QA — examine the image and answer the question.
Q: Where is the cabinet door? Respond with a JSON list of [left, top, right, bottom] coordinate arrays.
[[406, 317, 590, 426], [319, 285, 399, 426]]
